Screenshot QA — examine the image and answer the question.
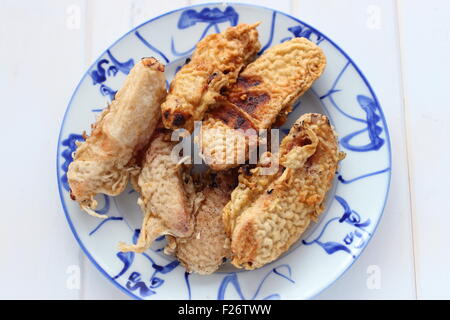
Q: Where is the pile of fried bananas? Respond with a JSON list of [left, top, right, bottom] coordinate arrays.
[[67, 23, 344, 274]]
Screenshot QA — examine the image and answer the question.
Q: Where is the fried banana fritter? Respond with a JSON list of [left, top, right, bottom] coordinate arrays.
[[201, 38, 326, 170], [165, 171, 238, 275], [119, 129, 200, 253], [161, 23, 261, 132], [223, 113, 342, 270], [68, 58, 166, 218]]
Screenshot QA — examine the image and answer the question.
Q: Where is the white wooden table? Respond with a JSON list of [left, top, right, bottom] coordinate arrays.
[[1, 0, 448, 300]]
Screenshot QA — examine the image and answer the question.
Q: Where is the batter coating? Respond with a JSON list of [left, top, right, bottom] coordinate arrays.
[[67, 58, 166, 217], [201, 38, 326, 170], [165, 171, 237, 275], [119, 129, 200, 253], [161, 23, 261, 132], [223, 113, 343, 270]]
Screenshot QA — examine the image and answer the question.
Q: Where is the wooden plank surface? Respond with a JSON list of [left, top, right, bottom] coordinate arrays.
[[0, 0, 87, 299], [397, 0, 450, 300]]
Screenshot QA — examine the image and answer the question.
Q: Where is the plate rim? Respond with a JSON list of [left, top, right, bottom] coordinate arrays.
[[56, 1, 392, 300]]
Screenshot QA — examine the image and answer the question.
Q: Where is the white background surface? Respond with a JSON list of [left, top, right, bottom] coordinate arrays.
[[0, 0, 448, 300]]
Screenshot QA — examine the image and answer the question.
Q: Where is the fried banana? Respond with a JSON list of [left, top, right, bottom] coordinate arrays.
[[201, 38, 326, 170], [165, 171, 237, 275], [119, 129, 200, 253], [223, 113, 342, 270], [161, 23, 261, 132], [68, 58, 166, 217]]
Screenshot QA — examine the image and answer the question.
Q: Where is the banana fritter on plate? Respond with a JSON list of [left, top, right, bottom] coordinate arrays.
[[223, 113, 343, 270], [165, 171, 238, 275], [68, 20, 342, 276], [201, 38, 326, 170], [119, 129, 200, 253], [161, 23, 261, 132], [67, 58, 166, 218]]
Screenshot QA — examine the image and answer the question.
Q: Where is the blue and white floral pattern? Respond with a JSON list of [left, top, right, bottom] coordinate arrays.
[[57, 3, 391, 300]]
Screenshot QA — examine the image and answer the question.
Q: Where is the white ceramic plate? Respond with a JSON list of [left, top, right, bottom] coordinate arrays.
[[57, 2, 391, 300]]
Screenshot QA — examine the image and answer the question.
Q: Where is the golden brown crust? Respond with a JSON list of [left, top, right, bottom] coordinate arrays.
[[142, 57, 165, 71], [201, 38, 326, 170], [166, 171, 238, 275], [223, 113, 341, 270], [161, 23, 261, 131], [227, 38, 326, 128], [67, 58, 167, 217], [119, 130, 199, 253]]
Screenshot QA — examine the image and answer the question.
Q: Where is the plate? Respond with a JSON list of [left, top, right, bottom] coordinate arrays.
[[57, 2, 391, 300]]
